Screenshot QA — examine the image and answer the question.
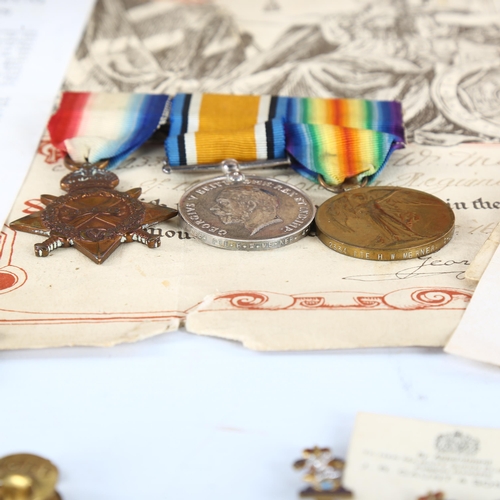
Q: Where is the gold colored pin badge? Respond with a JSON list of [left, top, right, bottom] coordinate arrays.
[[0, 454, 61, 500], [293, 447, 352, 498]]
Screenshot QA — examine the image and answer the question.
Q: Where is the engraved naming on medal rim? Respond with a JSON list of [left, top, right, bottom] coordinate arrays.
[[178, 176, 315, 250], [315, 186, 455, 261]]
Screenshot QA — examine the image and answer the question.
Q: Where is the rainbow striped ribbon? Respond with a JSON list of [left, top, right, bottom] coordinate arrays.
[[166, 93, 405, 185], [48, 92, 170, 169], [285, 98, 404, 184]]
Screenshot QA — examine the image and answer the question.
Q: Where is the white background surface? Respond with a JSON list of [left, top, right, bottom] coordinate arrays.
[[2, 336, 500, 499], [1, 1, 500, 499]]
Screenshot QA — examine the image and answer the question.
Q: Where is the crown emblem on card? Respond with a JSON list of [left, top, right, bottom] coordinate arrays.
[[435, 431, 479, 455]]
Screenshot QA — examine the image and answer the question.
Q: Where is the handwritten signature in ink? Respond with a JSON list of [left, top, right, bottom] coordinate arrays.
[[343, 256, 470, 282]]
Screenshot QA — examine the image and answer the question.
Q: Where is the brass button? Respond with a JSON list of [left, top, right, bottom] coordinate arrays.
[[0, 454, 61, 500]]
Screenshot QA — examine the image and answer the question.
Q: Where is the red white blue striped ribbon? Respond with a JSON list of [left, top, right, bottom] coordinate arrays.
[[48, 92, 170, 169]]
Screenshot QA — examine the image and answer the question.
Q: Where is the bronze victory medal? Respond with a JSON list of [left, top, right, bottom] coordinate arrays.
[[315, 186, 455, 261], [179, 176, 315, 250]]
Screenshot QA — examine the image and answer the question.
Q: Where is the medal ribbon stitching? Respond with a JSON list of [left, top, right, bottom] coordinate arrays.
[[48, 92, 405, 187], [166, 93, 405, 186]]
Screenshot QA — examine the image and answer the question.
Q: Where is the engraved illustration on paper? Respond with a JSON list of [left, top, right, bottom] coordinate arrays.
[[65, 0, 500, 147], [5, 0, 500, 349]]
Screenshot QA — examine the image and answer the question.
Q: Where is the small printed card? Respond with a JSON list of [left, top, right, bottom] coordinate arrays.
[[343, 413, 500, 500]]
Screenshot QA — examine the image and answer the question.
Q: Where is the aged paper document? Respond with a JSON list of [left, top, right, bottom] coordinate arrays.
[[464, 222, 500, 281], [2, 142, 500, 350], [445, 243, 500, 366], [2, 0, 500, 350], [344, 413, 500, 500]]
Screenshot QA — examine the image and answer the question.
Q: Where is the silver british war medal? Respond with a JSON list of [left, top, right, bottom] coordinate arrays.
[[177, 159, 315, 250]]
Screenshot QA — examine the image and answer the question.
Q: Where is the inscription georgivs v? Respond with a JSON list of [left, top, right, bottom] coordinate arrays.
[[179, 176, 315, 250]]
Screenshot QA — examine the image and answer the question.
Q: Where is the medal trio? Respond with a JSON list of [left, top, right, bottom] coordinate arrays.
[[10, 91, 455, 262]]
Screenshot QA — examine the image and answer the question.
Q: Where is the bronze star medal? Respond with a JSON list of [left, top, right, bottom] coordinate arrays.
[[10, 159, 178, 264]]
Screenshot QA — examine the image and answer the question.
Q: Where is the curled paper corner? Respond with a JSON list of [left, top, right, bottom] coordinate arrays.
[[465, 222, 500, 282], [184, 288, 471, 352]]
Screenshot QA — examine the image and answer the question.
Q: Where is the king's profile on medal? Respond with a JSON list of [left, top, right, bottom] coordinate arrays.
[[178, 171, 315, 251], [210, 185, 283, 236]]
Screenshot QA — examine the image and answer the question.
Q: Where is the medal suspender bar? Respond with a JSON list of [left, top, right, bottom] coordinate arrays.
[[9, 92, 178, 264]]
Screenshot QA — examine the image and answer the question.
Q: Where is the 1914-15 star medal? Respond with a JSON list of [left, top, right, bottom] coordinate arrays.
[[9, 159, 177, 264]]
